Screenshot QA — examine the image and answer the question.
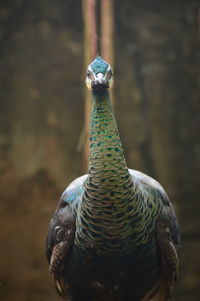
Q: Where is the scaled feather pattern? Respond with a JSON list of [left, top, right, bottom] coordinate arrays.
[[46, 56, 180, 301]]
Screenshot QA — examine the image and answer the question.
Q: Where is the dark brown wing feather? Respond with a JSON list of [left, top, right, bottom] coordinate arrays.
[[46, 204, 75, 298]]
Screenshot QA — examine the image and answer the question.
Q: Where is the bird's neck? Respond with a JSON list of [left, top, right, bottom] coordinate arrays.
[[75, 90, 139, 254], [87, 90, 132, 188]]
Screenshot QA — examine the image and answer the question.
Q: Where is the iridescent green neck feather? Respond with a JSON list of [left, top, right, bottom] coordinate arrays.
[[74, 57, 160, 256], [88, 91, 131, 186], [75, 91, 138, 255]]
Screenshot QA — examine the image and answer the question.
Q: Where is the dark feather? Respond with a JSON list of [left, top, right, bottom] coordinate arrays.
[[46, 57, 180, 301]]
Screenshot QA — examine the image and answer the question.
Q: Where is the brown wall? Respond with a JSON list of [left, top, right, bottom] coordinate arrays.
[[0, 1, 199, 300]]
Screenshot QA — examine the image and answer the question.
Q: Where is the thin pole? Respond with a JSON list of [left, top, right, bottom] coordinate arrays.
[[101, 0, 114, 79], [82, 0, 114, 172], [82, 0, 97, 172]]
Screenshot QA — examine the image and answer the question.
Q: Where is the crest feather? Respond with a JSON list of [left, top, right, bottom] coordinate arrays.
[[90, 56, 109, 75]]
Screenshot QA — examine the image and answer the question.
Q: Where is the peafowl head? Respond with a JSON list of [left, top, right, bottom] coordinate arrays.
[[86, 56, 113, 92]]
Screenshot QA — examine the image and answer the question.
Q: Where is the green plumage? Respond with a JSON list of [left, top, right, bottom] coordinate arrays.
[[75, 92, 163, 256], [46, 56, 180, 301], [90, 56, 109, 75]]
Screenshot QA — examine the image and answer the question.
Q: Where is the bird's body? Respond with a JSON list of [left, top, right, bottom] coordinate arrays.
[[46, 57, 180, 301]]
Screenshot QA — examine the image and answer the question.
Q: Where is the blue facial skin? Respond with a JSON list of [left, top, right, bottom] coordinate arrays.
[[90, 56, 109, 75]]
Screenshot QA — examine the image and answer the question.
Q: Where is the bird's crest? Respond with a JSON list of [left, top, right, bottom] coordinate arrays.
[[90, 56, 109, 75]]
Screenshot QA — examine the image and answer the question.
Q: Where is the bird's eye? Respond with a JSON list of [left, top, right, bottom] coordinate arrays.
[[87, 70, 91, 78], [107, 69, 113, 79]]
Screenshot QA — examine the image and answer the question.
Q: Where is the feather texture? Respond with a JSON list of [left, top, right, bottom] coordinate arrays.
[[46, 57, 180, 301]]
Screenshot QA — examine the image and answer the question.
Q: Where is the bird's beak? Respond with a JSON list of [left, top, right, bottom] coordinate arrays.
[[95, 73, 105, 84], [92, 73, 108, 89]]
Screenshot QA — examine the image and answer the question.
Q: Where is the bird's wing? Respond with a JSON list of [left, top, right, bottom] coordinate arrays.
[[46, 174, 88, 262], [45, 174, 88, 297], [129, 169, 180, 301], [128, 169, 181, 246]]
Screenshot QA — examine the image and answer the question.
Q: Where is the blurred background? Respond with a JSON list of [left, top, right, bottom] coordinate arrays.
[[0, 0, 199, 300]]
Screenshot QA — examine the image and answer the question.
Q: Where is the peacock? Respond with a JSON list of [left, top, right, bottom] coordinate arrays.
[[46, 56, 180, 301]]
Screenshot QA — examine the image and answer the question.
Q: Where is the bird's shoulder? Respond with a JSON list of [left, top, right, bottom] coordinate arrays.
[[59, 174, 88, 212], [128, 169, 181, 246], [128, 168, 174, 210], [129, 169, 168, 199]]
